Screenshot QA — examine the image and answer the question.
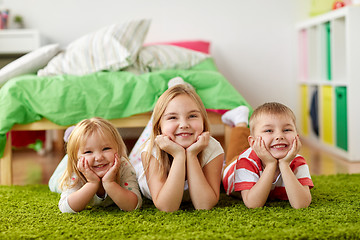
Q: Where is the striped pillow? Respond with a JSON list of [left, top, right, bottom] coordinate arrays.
[[134, 45, 209, 73], [38, 19, 151, 76]]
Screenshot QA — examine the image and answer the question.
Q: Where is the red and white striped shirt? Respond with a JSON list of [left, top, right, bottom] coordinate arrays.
[[223, 148, 314, 200]]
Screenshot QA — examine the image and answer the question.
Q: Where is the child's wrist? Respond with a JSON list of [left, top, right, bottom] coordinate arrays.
[[186, 149, 200, 158], [87, 179, 100, 184], [278, 161, 290, 169], [102, 180, 117, 188], [263, 161, 277, 169], [172, 149, 186, 159], [85, 181, 101, 190]]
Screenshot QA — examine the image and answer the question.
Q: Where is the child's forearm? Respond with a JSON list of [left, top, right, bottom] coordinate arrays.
[[241, 163, 277, 208], [279, 163, 312, 209], [103, 182, 139, 211], [67, 182, 99, 212], [151, 155, 186, 212], [186, 154, 222, 210]]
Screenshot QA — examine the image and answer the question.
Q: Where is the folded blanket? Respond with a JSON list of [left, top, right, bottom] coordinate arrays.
[[0, 59, 251, 157]]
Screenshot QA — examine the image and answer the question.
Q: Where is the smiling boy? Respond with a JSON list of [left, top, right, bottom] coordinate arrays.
[[222, 102, 314, 209]]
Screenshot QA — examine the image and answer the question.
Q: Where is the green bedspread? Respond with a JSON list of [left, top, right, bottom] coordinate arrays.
[[0, 59, 251, 157]]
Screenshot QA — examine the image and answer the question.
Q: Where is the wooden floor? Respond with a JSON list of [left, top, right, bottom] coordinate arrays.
[[298, 140, 360, 175], [6, 137, 360, 186]]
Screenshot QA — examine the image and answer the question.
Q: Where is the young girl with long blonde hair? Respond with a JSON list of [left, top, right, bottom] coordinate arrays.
[[131, 82, 224, 212], [57, 117, 142, 213]]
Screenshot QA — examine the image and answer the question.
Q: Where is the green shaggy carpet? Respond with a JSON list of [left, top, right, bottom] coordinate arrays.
[[1, 174, 360, 239]]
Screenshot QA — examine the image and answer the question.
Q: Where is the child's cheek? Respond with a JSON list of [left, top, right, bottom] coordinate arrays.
[[110, 155, 116, 165], [262, 139, 271, 150], [82, 156, 93, 165]]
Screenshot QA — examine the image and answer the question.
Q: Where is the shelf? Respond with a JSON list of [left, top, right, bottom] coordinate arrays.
[[299, 80, 347, 87], [0, 29, 41, 54], [297, 6, 360, 162], [296, 7, 348, 29]]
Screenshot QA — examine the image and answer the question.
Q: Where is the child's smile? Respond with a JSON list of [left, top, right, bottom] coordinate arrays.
[[271, 144, 288, 149], [92, 163, 110, 170], [175, 132, 194, 138]]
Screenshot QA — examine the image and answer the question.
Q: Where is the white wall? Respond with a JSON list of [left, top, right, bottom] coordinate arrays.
[[0, 0, 310, 111]]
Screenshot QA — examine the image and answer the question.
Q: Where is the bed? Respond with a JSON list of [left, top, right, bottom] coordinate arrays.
[[0, 19, 251, 185]]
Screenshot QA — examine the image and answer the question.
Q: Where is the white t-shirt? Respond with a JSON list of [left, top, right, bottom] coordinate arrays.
[[133, 136, 224, 200]]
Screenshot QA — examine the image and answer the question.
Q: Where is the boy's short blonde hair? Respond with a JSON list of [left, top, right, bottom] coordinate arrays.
[[249, 102, 297, 135]]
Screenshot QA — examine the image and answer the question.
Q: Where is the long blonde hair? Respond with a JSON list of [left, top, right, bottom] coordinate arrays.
[[143, 84, 210, 178], [59, 117, 128, 190]]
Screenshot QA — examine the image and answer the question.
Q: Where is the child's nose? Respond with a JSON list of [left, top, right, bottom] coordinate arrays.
[[275, 134, 284, 140], [179, 119, 189, 129], [94, 152, 104, 161]]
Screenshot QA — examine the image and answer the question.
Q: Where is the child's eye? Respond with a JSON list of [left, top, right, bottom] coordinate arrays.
[[167, 116, 177, 120], [284, 129, 293, 132], [103, 147, 111, 151], [84, 150, 92, 154], [264, 129, 272, 133], [189, 114, 198, 118]]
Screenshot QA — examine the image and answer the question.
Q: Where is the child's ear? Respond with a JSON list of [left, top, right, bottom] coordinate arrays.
[[248, 136, 255, 148]]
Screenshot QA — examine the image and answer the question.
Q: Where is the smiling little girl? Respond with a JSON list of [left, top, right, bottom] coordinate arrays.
[[131, 83, 224, 212], [57, 117, 142, 213]]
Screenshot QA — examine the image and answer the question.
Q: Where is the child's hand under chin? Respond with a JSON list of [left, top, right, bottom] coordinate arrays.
[[77, 156, 100, 183], [278, 136, 301, 165], [251, 136, 277, 166], [102, 153, 121, 183], [186, 131, 210, 156], [155, 134, 185, 157]]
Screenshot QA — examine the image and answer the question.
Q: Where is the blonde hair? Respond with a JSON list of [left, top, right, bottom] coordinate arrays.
[[143, 84, 210, 178], [249, 102, 297, 135], [59, 117, 128, 190]]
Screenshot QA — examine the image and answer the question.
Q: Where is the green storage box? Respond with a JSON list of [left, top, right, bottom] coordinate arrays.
[[336, 87, 347, 151], [325, 22, 332, 81]]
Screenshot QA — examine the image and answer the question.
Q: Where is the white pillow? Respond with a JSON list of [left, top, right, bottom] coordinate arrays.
[[38, 19, 151, 76], [135, 45, 209, 73], [0, 43, 60, 87]]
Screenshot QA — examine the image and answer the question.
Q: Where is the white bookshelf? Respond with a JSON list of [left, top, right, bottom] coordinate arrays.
[[296, 6, 360, 162], [0, 29, 41, 54]]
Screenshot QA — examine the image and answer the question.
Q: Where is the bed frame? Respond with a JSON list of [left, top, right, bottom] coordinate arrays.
[[0, 111, 227, 185]]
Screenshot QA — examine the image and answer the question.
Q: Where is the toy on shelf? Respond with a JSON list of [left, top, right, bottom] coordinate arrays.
[[332, 0, 346, 9], [0, 9, 9, 29]]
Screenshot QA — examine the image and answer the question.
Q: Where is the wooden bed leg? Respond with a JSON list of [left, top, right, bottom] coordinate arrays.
[[0, 133, 12, 185], [53, 130, 65, 153], [224, 125, 232, 152]]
